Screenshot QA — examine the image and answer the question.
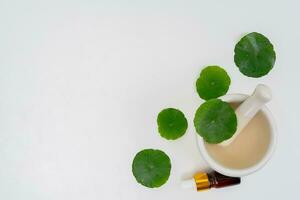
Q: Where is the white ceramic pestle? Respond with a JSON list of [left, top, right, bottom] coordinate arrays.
[[219, 84, 272, 146]]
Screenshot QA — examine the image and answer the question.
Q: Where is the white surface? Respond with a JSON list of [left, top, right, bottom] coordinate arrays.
[[0, 0, 299, 199]]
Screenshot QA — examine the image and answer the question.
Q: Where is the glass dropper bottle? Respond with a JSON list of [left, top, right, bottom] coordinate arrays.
[[181, 171, 241, 191]]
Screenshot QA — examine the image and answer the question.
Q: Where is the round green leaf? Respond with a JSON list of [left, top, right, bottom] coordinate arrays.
[[234, 32, 276, 78], [132, 149, 171, 188], [194, 99, 237, 144], [196, 66, 231, 100], [157, 108, 188, 140]]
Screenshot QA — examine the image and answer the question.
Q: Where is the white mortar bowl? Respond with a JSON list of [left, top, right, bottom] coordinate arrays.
[[196, 94, 277, 177]]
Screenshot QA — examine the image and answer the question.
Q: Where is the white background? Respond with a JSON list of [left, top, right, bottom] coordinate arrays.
[[0, 0, 299, 199]]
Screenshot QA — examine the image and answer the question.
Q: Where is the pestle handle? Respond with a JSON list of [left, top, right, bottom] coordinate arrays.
[[219, 84, 272, 146]]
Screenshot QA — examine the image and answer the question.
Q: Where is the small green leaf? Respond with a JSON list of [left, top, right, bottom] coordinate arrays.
[[194, 99, 237, 143], [196, 66, 231, 100], [132, 149, 171, 188], [157, 108, 188, 140], [234, 32, 276, 78]]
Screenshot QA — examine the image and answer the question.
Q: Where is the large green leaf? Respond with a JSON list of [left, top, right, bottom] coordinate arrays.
[[157, 108, 188, 140], [132, 149, 171, 188], [234, 32, 276, 78], [196, 66, 231, 100], [194, 99, 237, 143]]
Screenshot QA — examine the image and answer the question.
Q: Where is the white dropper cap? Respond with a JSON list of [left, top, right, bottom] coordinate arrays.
[[219, 84, 272, 146], [181, 179, 197, 190], [181, 172, 211, 191]]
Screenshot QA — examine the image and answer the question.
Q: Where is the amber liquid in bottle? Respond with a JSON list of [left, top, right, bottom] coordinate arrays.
[[207, 171, 240, 188], [190, 171, 241, 191]]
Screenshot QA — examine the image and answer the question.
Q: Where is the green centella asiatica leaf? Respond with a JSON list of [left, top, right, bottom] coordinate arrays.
[[132, 149, 171, 188], [194, 99, 237, 144], [157, 108, 188, 140], [234, 32, 276, 78], [196, 66, 231, 100]]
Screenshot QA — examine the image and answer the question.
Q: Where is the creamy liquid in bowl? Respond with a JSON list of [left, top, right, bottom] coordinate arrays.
[[204, 103, 271, 169]]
